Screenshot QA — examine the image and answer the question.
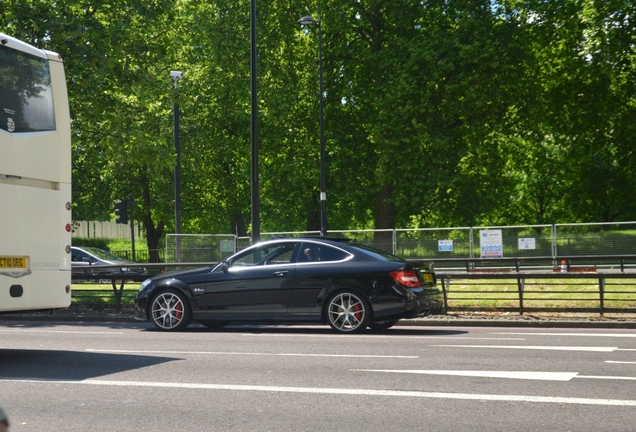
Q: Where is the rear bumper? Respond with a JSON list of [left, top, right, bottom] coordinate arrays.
[[408, 288, 445, 317], [415, 298, 445, 316]]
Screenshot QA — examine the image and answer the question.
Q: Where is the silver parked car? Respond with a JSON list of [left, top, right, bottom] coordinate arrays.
[[71, 246, 146, 280]]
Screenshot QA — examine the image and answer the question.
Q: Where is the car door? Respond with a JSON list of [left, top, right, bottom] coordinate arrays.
[[201, 242, 298, 319], [71, 248, 94, 275], [287, 242, 352, 316]]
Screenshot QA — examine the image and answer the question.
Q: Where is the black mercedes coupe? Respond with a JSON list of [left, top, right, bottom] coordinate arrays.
[[134, 237, 443, 333]]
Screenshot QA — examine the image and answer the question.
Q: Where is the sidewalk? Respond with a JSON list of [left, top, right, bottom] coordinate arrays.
[[2, 306, 636, 328]]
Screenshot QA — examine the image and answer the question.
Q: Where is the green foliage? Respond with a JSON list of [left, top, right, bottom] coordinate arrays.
[[3, 0, 636, 240], [71, 237, 111, 250]]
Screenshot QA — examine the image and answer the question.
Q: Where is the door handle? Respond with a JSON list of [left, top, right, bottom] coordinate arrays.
[[272, 270, 288, 277]]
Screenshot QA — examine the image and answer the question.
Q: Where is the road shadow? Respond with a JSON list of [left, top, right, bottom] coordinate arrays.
[[153, 323, 469, 336], [0, 319, 151, 331], [0, 348, 178, 381]]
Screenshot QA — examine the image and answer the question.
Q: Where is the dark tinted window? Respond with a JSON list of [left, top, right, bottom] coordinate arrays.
[[0, 45, 56, 133], [299, 243, 349, 262], [347, 242, 404, 262]]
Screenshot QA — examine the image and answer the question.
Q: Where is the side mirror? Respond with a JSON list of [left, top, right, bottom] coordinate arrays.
[[222, 263, 229, 273]]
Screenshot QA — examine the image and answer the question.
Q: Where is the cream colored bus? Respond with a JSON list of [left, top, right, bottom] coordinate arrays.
[[0, 33, 72, 313]]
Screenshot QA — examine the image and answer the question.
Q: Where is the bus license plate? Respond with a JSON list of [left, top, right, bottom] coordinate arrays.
[[0, 256, 28, 269]]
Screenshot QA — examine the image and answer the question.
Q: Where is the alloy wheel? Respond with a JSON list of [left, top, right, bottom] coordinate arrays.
[[327, 291, 369, 333], [150, 290, 191, 331]]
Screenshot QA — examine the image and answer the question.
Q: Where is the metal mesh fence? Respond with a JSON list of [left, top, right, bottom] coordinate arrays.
[[165, 234, 236, 262], [395, 227, 472, 259], [555, 222, 636, 256], [95, 221, 636, 264]]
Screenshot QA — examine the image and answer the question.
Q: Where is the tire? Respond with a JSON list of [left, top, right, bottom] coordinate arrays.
[[149, 289, 191, 331], [369, 319, 400, 331], [326, 291, 370, 333], [199, 320, 228, 330]]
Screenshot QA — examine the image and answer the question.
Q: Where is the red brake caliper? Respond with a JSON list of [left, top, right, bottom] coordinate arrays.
[[353, 303, 362, 320], [174, 300, 183, 319]]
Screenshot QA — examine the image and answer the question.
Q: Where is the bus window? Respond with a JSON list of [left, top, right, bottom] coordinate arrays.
[[0, 43, 56, 133]]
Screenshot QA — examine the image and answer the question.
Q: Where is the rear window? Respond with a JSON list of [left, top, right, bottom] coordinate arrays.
[[0, 45, 56, 133], [347, 242, 404, 262]]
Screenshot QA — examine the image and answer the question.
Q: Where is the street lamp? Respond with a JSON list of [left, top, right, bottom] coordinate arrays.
[[298, 14, 327, 236], [171, 70, 184, 259]]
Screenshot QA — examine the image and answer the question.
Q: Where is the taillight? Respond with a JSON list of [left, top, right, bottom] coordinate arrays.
[[390, 270, 422, 288]]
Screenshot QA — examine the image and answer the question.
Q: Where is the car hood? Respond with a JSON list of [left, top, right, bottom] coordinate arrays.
[[146, 266, 215, 283]]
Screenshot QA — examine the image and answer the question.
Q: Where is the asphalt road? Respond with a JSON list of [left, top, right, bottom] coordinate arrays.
[[1, 320, 635, 431]]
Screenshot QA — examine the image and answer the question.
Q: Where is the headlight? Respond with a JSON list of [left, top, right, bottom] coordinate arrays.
[[139, 279, 152, 291]]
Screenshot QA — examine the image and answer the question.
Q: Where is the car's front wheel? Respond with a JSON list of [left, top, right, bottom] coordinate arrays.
[[326, 291, 370, 333], [149, 289, 191, 331]]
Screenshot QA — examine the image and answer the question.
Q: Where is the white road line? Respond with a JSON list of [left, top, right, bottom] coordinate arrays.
[[351, 369, 578, 381], [2, 378, 635, 406], [84, 349, 418, 359], [241, 334, 525, 340], [354, 369, 636, 382], [430, 345, 617, 352], [493, 332, 636, 338], [578, 375, 636, 381], [606, 361, 636, 364]]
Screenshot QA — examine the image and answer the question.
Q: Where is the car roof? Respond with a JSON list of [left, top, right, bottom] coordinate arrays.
[[253, 236, 404, 262]]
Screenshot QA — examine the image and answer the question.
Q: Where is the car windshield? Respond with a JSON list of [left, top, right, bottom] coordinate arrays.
[[347, 242, 404, 262], [82, 247, 127, 261]]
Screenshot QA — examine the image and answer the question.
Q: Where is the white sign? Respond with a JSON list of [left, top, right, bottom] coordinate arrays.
[[480, 229, 503, 258], [518, 238, 536, 250], [438, 240, 453, 252], [220, 240, 235, 253]]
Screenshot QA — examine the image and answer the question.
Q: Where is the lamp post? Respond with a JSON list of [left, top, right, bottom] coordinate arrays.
[[171, 70, 184, 259], [250, 0, 261, 244], [298, 14, 327, 236]]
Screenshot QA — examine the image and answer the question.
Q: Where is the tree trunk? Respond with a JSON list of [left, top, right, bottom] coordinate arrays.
[[306, 191, 321, 232], [143, 213, 165, 263], [231, 212, 247, 237], [374, 182, 394, 250]]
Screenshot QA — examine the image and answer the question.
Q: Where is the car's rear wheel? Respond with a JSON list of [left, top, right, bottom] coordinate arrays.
[[326, 291, 370, 333], [149, 289, 191, 331], [369, 319, 400, 330]]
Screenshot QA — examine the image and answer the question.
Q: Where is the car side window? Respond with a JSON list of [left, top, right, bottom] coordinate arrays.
[[72, 250, 91, 263], [297, 243, 349, 263], [317, 245, 349, 262], [230, 243, 297, 267]]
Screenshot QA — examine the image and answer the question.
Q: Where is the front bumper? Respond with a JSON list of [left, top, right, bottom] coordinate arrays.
[[133, 297, 148, 321]]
